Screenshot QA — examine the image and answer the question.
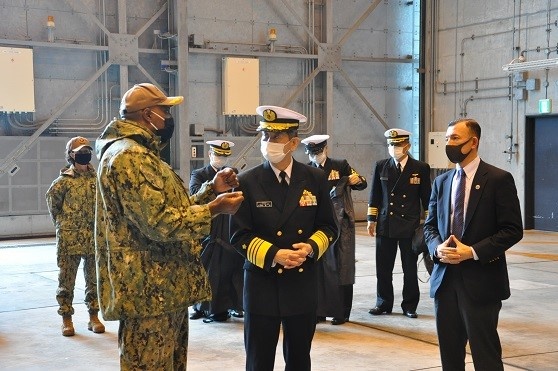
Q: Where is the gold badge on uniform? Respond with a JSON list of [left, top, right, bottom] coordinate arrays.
[[299, 189, 317, 207], [410, 174, 421, 185], [328, 170, 340, 181]]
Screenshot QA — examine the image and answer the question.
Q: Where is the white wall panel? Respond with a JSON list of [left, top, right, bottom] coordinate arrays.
[[222, 57, 259, 115], [0, 47, 35, 112]]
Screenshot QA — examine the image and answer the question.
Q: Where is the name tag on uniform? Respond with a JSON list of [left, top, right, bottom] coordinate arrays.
[[256, 201, 273, 208], [410, 174, 421, 184]]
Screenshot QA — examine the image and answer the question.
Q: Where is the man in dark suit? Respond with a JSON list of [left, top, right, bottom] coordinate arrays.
[[423, 118, 523, 370], [367, 128, 431, 318], [301, 134, 367, 325], [230, 105, 338, 371], [189, 140, 244, 322]]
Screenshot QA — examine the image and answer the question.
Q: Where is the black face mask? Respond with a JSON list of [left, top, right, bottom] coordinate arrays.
[[150, 111, 175, 142], [445, 137, 472, 164], [74, 152, 92, 165]]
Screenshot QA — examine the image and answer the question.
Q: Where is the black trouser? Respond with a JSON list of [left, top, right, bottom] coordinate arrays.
[[435, 266, 503, 371], [244, 311, 316, 371], [375, 235, 419, 312]]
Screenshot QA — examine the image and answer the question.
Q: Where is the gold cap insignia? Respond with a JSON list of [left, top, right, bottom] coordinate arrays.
[[389, 130, 397, 138], [221, 142, 230, 149], [263, 109, 277, 122]]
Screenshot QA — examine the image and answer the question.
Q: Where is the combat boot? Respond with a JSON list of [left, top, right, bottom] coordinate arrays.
[[62, 315, 75, 336], [88, 313, 105, 333]]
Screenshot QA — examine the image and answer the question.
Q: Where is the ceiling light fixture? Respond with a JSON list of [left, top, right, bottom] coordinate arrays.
[[502, 57, 558, 72]]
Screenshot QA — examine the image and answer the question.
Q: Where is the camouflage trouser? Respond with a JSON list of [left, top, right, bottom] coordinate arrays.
[[56, 254, 99, 316], [119, 310, 189, 371]]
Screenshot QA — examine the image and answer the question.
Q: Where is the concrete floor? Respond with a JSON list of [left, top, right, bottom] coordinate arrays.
[[1, 223, 557, 370]]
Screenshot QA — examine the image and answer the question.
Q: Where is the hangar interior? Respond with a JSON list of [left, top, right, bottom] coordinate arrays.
[[3, 0, 420, 236], [1, 1, 557, 236], [0, 0, 558, 370]]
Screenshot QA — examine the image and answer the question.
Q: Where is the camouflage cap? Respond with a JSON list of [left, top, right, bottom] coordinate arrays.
[[66, 136, 92, 152], [120, 83, 184, 115]]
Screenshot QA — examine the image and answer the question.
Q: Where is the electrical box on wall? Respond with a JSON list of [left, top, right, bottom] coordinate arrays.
[[428, 132, 452, 169], [222, 57, 259, 115], [0, 47, 35, 112]]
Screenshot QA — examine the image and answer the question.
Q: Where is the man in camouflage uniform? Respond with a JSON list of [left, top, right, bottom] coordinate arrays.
[[46, 136, 105, 336], [95, 83, 243, 370]]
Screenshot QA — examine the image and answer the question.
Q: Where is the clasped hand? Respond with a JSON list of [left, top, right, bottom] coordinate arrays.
[[212, 168, 240, 193], [274, 243, 313, 269], [436, 235, 473, 264]]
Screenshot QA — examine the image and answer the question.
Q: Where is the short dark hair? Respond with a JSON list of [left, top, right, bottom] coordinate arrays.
[[286, 129, 298, 139], [448, 118, 481, 140]]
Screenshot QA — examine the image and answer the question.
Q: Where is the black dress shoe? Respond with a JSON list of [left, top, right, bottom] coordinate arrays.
[[403, 310, 418, 319], [203, 312, 230, 323], [189, 310, 205, 320], [229, 309, 244, 318], [331, 318, 346, 325], [316, 316, 326, 323], [368, 307, 392, 315]]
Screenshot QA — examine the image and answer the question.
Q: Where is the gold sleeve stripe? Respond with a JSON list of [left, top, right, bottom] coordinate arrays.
[[367, 206, 378, 216], [309, 230, 329, 259], [424, 210, 429, 218], [247, 237, 272, 268]]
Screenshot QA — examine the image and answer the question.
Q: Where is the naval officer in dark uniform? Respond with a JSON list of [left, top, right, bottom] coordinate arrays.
[[189, 140, 244, 322], [230, 106, 338, 371], [301, 134, 367, 325], [367, 128, 431, 318]]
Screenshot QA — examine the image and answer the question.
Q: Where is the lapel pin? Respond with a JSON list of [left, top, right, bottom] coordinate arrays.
[[475, 184, 480, 190]]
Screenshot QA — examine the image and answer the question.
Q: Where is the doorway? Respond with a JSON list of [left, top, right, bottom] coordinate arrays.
[[525, 115, 558, 231]]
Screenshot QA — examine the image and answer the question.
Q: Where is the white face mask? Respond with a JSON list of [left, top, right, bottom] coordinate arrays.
[[210, 153, 228, 169], [309, 152, 327, 165], [388, 145, 407, 161], [261, 140, 289, 164]]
